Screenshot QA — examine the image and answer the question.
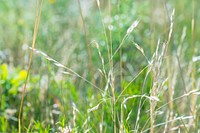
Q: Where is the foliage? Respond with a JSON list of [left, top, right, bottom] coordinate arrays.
[[0, 0, 200, 132]]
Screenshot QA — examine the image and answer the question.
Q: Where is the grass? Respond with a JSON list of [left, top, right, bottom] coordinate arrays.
[[18, 1, 44, 132], [0, 0, 200, 132]]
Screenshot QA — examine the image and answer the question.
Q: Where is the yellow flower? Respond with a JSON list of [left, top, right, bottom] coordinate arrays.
[[11, 70, 27, 85], [0, 64, 8, 80]]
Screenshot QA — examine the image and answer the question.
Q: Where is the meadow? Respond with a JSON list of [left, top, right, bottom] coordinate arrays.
[[0, 0, 200, 132]]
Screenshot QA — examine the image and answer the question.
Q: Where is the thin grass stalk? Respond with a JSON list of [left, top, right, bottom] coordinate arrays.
[[162, 0, 167, 38], [122, 95, 160, 132], [189, 0, 196, 130], [150, 27, 170, 133], [157, 89, 200, 111], [120, 103, 124, 133], [60, 80, 67, 117], [165, 2, 195, 123], [100, 104, 104, 133], [18, 0, 43, 132], [134, 98, 143, 132], [163, 110, 170, 133], [191, 0, 195, 114], [32, 48, 102, 92], [108, 0, 116, 132], [162, 0, 174, 130], [150, 85, 155, 133], [117, 1, 123, 131], [92, 41, 107, 80], [96, 0, 116, 132], [166, 29, 173, 129], [112, 34, 128, 59], [116, 65, 149, 103], [150, 2, 156, 131], [165, 10, 173, 110], [143, 115, 194, 132], [96, 0, 111, 66], [142, 89, 200, 132], [165, 4, 195, 122], [77, 0, 95, 84], [150, 0, 155, 54], [108, 0, 113, 60], [164, 1, 175, 130], [117, 0, 123, 90]]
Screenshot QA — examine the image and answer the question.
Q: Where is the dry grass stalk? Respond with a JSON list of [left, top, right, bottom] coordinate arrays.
[[117, 0, 123, 91], [165, 7, 174, 117], [150, 0, 156, 54], [91, 41, 107, 80], [143, 115, 194, 132], [120, 95, 159, 132], [31, 48, 103, 93], [112, 20, 139, 58], [116, 65, 149, 104], [77, 0, 95, 83], [191, 0, 196, 126], [154, 89, 200, 115], [18, 0, 43, 132], [107, 1, 116, 131], [141, 89, 200, 132], [149, 40, 167, 133], [95, 0, 110, 66], [163, 5, 175, 130]]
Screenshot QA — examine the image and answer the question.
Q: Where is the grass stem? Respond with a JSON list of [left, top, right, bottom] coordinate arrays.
[[18, 0, 43, 132]]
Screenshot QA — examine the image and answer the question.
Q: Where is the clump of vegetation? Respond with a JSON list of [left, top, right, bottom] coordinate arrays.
[[0, 0, 200, 132]]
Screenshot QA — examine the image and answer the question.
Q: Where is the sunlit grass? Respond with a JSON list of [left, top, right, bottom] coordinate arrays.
[[0, 0, 200, 132]]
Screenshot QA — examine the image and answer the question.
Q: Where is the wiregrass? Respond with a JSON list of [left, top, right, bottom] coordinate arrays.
[[2, 0, 199, 132]]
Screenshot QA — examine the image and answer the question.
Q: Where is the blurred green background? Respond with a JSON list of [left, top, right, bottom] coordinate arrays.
[[0, 0, 200, 132]]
